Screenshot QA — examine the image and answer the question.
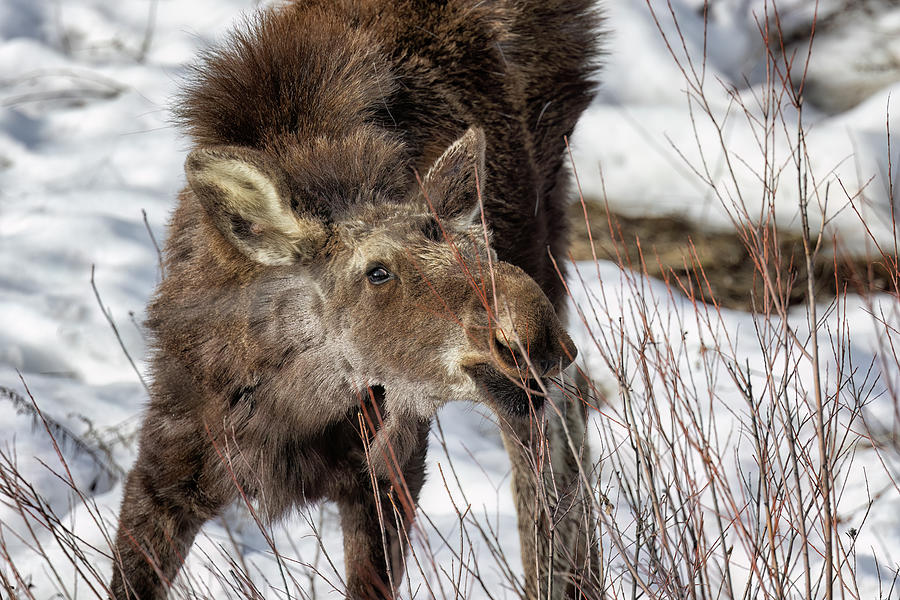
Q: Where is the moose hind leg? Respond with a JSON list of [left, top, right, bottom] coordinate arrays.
[[544, 375, 601, 598], [500, 373, 600, 600]]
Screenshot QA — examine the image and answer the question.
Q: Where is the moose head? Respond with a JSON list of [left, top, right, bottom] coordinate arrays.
[[183, 126, 577, 472]]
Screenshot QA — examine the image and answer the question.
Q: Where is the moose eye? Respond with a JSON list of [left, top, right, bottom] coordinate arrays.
[[366, 266, 393, 285]]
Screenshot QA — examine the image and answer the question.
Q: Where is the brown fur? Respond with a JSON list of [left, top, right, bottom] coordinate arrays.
[[111, 1, 599, 598]]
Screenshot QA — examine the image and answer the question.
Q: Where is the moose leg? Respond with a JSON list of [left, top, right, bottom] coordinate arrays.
[[543, 377, 601, 598], [338, 420, 430, 600], [500, 375, 599, 599], [110, 420, 233, 599]]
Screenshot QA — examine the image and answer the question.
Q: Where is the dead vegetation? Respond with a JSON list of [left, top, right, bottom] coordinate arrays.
[[568, 200, 897, 310]]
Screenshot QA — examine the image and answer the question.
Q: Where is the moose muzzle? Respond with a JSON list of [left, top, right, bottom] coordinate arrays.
[[465, 263, 577, 416]]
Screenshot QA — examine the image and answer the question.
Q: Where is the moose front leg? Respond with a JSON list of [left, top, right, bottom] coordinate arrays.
[[110, 420, 233, 599], [338, 420, 430, 600]]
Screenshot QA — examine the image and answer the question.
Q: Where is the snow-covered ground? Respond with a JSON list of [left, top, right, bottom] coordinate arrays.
[[573, 0, 900, 252], [1, 1, 898, 598]]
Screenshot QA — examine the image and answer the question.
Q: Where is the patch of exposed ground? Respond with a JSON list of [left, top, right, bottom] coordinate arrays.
[[567, 200, 897, 311]]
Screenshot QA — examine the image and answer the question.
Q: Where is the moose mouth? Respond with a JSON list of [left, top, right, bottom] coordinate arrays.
[[464, 363, 547, 417]]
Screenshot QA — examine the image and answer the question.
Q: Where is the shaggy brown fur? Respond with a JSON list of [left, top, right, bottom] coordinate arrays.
[[110, 1, 599, 598]]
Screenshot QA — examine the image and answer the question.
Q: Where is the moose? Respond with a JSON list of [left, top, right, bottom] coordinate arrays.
[[110, 0, 600, 598]]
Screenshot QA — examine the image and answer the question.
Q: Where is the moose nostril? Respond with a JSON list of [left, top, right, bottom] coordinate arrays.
[[493, 332, 525, 371], [538, 359, 555, 377], [494, 331, 510, 351], [493, 334, 558, 377]]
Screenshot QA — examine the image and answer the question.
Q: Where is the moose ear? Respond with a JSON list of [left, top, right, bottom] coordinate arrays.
[[422, 127, 486, 223], [185, 146, 327, 265]]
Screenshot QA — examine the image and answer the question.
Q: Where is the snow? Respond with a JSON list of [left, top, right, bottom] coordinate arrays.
[[571, 0, 900, 252], [1, 0, 898, 598]]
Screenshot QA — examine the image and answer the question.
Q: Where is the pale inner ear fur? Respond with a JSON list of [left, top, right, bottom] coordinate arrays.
[[186, 149, 328, 265]]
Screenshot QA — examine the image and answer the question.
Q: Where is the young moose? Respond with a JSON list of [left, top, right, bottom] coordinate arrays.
[[111, 0, 599, 598]]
